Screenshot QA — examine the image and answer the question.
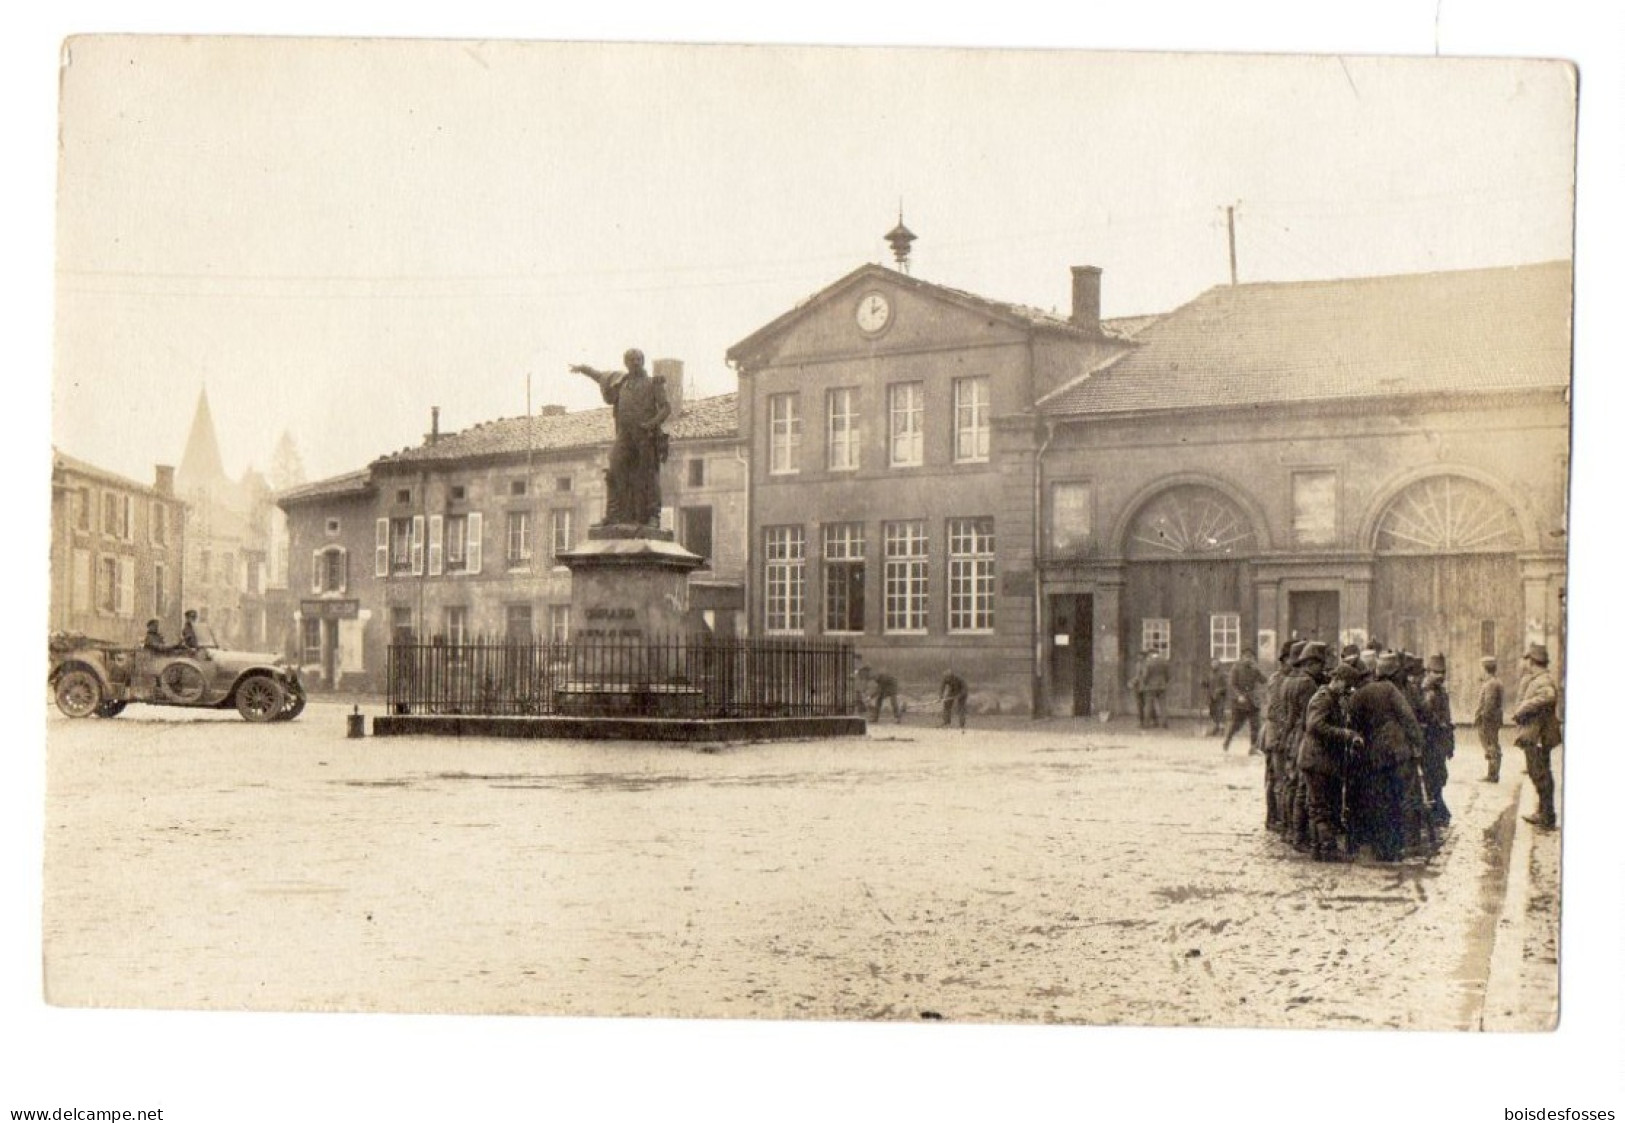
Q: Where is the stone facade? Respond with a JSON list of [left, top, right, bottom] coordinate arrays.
[[278, 387, 745, 692], [50, 450, 187, 644]]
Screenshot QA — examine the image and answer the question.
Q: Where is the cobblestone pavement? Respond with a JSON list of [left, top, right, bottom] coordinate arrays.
[[43, 702, 1556, 1030]]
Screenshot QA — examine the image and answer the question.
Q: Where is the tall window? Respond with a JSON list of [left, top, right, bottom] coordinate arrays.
[[550, 604, 571, 643], [150, 500, 168, 545], [506, 511, 532, 567], [445, 606, 469, 646], [1050, 480, 1094, 556], [324, 549, 345, 593], [97, 557, 117, 613], [391, 606, 415, 642], [681, 506, 714, 566], [953, 377, 990, 463], [1142, 618, 1171, 659], [888, 382, 924, 467], [823, 522, 866, 633], [389, 517, 414, 573], [1292, 470, 1338, 547], [764, 526, 806, 633], [687, 459, 705, 488], [769, 393, 801, 475], [947, 517, 996, 633], [1210, 613, 1241, 662], [883, 520, 929, 633], [550, 508, 574, 562], [444, 514, 469, 572], [154, 562, 168, 618], [101, 493, 132, 539], [505, 604, 533, 642], [301, 618, 322, 664], [826, 387, 860, 471], [73, 488, 91, 532]]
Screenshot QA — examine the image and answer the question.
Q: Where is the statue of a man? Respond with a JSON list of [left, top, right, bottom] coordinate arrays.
[[570, 349, 671, 528]]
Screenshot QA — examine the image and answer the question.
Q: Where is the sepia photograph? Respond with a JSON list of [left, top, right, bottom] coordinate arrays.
[[12, 4, 1624, 1121]]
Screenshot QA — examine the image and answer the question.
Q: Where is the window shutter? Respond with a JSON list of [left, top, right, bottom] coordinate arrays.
[[467, 512, 483, 574], [150, 499, 158, 545], [429, 515, 444, 576], [375, 518, 389, 577], [411, 515, 425, 575], [312, 550, 322, 594], [123, 495, 134, 541], [338, 547, 348, 594], [117, 556, 134, 617]]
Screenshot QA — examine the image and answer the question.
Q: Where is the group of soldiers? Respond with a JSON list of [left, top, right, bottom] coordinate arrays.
[[1218, 637, 1561, 862]]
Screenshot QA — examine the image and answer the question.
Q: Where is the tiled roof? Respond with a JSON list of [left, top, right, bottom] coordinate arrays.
[[51, 448, 165, 496], [374, 392, 739, 467], [276, 469, 375, 506], [1039, 261, 1572, 417]]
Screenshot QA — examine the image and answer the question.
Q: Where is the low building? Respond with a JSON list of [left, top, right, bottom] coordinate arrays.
[[50, 449, 187, 644], [1035, 261, 1571, 720], [278, 373, 744, 692]]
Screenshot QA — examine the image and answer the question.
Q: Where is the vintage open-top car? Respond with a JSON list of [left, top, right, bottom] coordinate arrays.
[[48, 623, 306, 722]]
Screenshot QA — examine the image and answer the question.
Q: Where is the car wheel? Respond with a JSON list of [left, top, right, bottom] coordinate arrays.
[[55, 669, 103, 719], [274, 686, 307, 722], [235, 675, 286, 723], [94, 700, 129, 718]]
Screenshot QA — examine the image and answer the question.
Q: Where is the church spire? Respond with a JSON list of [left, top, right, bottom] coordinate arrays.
[[177, 386, 228, 489]]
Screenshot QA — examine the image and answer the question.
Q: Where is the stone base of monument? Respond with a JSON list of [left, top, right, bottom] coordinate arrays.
[[371, 713, 868, 742]]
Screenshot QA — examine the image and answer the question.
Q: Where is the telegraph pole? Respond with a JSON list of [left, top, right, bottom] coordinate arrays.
[[1226, 203, 1239, 286]]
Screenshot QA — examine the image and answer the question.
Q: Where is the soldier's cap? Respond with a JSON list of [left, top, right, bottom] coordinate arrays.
[[1295, 641, 1329, 667], [1523, 643, 1550, 667], [1481, 656, 1498, 670], [1425, 653, 1447, 674], [1375, 651, 1402, 676], [1287, 639, 1309, 663], [1331, 661, 1367, 686], [146, 618, 160, 628], [1340, 643, 1362, 660]]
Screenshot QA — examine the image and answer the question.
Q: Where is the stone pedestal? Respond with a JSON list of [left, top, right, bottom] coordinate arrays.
[[554, 524, 706, 716]]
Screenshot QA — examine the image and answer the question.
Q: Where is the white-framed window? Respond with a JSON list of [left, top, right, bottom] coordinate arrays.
[[1142, 618, 1172, 659], [883, 520, 929, 633], [550, 508, 574, 562], [769, 393, 801, 475], [506, 510, 532, 567], [388, 517, 414, 574], [822, 522, 866, 634], [826, 387, 860, 471], [101, 492, 133, 540], [764, 525, 806, 633], [953, 376, 991, 463], [312, 546, 348, 594], [1292, 470, 1338, 547], [888, 382, 924, 467], [444, 514, 470, 572], [301, 618, 322, 664], [1210, 613, 1241, 662], [445, 606, 469, 646], [549, 604, 571, 643], [947, 517, 996, 633]]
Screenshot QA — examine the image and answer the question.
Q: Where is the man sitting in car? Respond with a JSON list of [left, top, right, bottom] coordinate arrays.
[[143, 619, 168, 651]]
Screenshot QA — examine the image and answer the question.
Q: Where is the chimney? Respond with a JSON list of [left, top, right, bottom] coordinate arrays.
[[154, 464, 175, 497], [428, 406, 441, 446], [1070, 266, 1102, 334], [541, 404, 567, 417], [653, 358, 684, 420]]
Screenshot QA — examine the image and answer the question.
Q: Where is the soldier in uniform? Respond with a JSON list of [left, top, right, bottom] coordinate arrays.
[[570, 349, 672, 527], [1279, 641, 1326, 852], [1258, 641, 1296, 832], [1200, 659, 1227, 736], [1511, 644, 1561, 830], [1347, 651, 1427, 862], [1300, 660, 1366, 861], [1140, 649, 1170, 729], [1221, 647, 1266, 753], [1474, 656, 1505, 783], [939, 668, 969, 730], [1419, 653, 1456, 827]]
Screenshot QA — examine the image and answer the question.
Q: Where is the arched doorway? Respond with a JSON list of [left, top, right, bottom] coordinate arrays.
[[1369, 473, 1526, 721], [1120, 483, 1260, 714]]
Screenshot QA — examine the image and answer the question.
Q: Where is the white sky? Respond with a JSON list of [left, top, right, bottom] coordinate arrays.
[[52, 38, 1575, 482], [13, 5, 1625, 1123]]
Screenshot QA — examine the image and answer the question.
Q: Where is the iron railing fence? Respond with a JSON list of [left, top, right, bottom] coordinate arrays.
[[386, 635, 855, 719]]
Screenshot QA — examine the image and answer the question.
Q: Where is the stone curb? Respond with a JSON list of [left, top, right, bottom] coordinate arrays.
[[1479, 753, 1561, 1031]]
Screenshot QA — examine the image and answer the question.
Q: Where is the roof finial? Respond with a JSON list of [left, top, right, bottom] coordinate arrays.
[[885, 203, 916, 275]]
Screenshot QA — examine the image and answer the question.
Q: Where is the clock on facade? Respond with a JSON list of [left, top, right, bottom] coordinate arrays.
[[855, 290, 892, 334]]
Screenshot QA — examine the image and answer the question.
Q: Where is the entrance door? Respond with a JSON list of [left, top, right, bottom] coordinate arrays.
[[322, 618, 340, 689], [1048, 594, 1094, 716], [1288, 591, 1340, 643]]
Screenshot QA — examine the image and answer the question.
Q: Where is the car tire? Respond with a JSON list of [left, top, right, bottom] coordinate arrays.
[[55, 669, 103, 719], [94, 700, 129, 718], [235, 675, 286, 723], [274, 686, 307, 722]]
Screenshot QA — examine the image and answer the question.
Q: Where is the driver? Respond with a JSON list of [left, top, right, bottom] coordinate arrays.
[[180, 609, 199, 649], [142, 619, 167, 650]]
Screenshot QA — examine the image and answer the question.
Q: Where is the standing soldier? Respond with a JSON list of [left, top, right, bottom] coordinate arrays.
[[1141, 649, 1171, 729], [1347, 650, 1427, 862], [1474, 656, 1505, 783], [1511, 644, 1561, 831], [1419, 654, 1456, 827], [1129, 650, 1149, 729], [1279, 641, 1326, 852], [1200, 659, 1227, 736], [1258, 641, 1296, 832], [1221, 647, 1266, 754], [1300, 661, 1366, 861], [939, 668, 969, 731]]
